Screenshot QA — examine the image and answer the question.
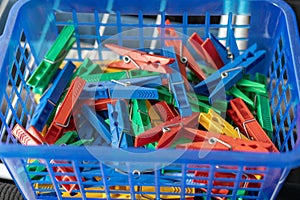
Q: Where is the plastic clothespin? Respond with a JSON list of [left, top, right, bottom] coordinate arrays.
[[77, 117, 103, 146], [227, 86, 255, 109], [51, 160, 80, 193], [80, 104, 111, 144], [152, 101, 178, 122], [159, 20, 206, 81], [45, 77, 86, 144], [107, 100, 133, 148], [55, 131, 78, 145], [193, 44, 266, 102], [134, 112, 199, 148], [162, 46, 192, 117], [30, 61, 76, 132], [130, 99, 152, 136], [81, 76, 162, 100], [236, 78, 267, 94], [256, 94, 273, 137], [27, 126, 47, 144], [156, 86, 174, 105], [176, 128, 272, 152], [189, 32, 224, 70], [27, 25, 76, 94], [209, 27, 239, 63], [227, 98, 278, 152], [75, 58, 102, 78], [105, 44, 174, 73], [199, 109, 247, 139], [12, 124, 43, 145]]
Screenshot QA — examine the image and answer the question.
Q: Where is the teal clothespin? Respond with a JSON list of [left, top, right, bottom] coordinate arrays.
[[27, 25, 76, 94]]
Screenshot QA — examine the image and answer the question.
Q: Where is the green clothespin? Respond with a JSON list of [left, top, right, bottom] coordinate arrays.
[[254, 73, 268, 97], [237, 79, 267, 95], [128, 70, 160, 78], [27, 160, 46, 180], [75, 58, 102, 78], [156, 86, 174, 105], [131, 99, 152, 136], [82, 71, 128, 82], [228, 87, 255, 109], [55, 131, 78, 145], [189, 96, 212, 113], [256, 95, 273, 138], [27, 25, 76, 94], [69, 138, 94, 146]]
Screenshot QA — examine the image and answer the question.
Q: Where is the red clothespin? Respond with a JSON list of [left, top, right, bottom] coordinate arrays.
[[189, 33, 224, 70], [152, 101, 178, 122], [159, 20, 206, 81], [27, 126, 47, 144], [176, 128, 272, 152], [227, 98, 278, 152], [105, 44, 173, 74], [80, 98, 118, 111], [51, 160, 80, 193], [134, 112, 199, 148], [45, 77, 86, 144], [12, 124, 42, 145]]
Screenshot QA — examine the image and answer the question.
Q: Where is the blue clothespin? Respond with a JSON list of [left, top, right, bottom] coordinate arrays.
[[107, 100, 133, 148], [209, 27, 239, 64], [81, 76, 162, 100], [81, 104, 111, 144], [161, 47, 192, 117], [193, 44, 266, 102], [30, 61, 75, 132]]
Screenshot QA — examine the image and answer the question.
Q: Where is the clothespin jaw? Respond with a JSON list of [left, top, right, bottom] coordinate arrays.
[[134, 112, 199, 148], [189, 32, 224, 70], [198, 109, 246, 139], [105, 44, 174, 73], [12, 124, 42, 145], [152, 101, 178, 122], [27, 25, 76, 94], [80, 104, 111, 144], [30, 61, 76, 132], [193, 44, 266, 102], [228, 98, 278, 152], [130, 99, 152, 136], [161, 46, 192, 117], [177, 128, 272, 152], [108, 100, 133, 148], [45, 77, 86, 144]]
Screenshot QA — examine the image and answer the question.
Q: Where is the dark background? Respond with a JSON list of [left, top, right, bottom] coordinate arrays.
[[0, 0, 300, 199]]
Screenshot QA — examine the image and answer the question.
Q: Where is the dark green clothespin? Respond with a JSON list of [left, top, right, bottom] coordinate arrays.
[[130, 99, 152, 136], [27, 25, 76, 94]]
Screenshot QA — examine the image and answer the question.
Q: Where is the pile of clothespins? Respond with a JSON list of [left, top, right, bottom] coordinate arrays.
[[10, 21, 279, 197]]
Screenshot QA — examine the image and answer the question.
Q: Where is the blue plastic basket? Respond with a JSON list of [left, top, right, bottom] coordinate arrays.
[[1, 0, 300, 199]]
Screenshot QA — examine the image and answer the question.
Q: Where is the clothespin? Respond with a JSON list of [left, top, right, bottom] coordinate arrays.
[[236, 78, 267, 94], [256, 93, 273, 137], [199, 109, 247, 139], [55, 131, 78, 145], [156, 86, 174, 105], [51, 160, 80, 193], [12, 124, 42, 145], [130, 99, 152, 136], [107, 100, 133, 148], [76, 117, 103, 146], [81, 76, 161, 100], [74, 58, 102, 78], [105, 44, 174, 73], [227, 98, 278, 152], [45, 77, 86, 144], [176, 128, 272, 152], [27, 25, 76, 94], [193, 44, 266, 102], [134, 112, 199, 148], [162, 46, 192, 117], [188, 32, 224, 70], [81, 104, 111, 144], [160, 20, 206, 81], [30, 61, 76, 132], [209, 27, 239, 63], [227, 86, 255, 109], [152, 101, 178, 122]]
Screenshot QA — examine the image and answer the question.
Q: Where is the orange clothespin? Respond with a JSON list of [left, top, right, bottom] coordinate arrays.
[[227, 98, 278, 152], [134, 112, 199, 148], [159, 20, 206, 81], [105, 44, 173, 73], [176, 128, 272, 152], [189, 32, 224, 70], [45, 77, 86, 144]]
